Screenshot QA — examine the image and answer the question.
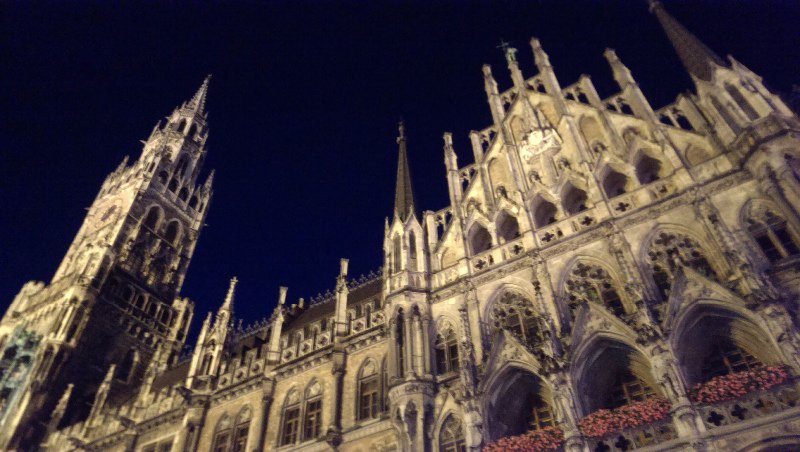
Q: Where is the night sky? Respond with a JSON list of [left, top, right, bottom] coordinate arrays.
[[2, 1, 799, 338]]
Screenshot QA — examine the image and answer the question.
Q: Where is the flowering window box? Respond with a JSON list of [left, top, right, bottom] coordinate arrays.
[[689, 365, 790, 404], [578, 397, 671, 439], [483, 425, 564, 452], [691, 365, 799, 428]]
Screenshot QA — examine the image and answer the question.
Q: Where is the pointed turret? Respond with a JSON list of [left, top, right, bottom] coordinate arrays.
[[186, 74, 212, 115], [648, 1, 726, 81], [393, 122, 417, 221], [220, 276, 237, 316]]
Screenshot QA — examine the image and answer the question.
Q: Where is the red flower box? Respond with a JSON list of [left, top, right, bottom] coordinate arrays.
[[689, 364, 790, 404], [578, 397, 671, 439], [483, 425, 564, 452]]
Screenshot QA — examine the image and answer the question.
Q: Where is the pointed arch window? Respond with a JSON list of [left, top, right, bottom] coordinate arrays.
[[212, 415, 232, 452], [490, 292, 544, 347], [117, 349, 137, 382], [496, 211, 520, 243], [165, 221, 181, 246], [231, 406, 251, 452], [702, 336, 761, 382], [608, 369, 655, 409], [746, 208, 800, 263], [357, 360, 380, 421], [533, 199, 558, 228], [725, 83, 759, 120], [439, 415, 467, 452], [646, 231, 718, 300], [395, 309, 406, 377], [710, 96, 741, 134], [143, 206, 161, 230], [435, 329, 460, 375], [565, 262, 627, 317], [562, 185, 588, 216], [392, 235, 402, 273], [529, 393, 555, 431], [175, 155, 190, 178], [468, 223, 492, 255], [280, 390, 301, 446], [602, 169, 630, 198], [303, 382, 323, 440], [635, 154, 663, 185]]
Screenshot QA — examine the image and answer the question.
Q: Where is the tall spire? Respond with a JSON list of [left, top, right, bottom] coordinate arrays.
[[220, 276, 237, 313], [649, 1, 726, 81], [186, 74, 212, 114], [393, 121, 416, 221]]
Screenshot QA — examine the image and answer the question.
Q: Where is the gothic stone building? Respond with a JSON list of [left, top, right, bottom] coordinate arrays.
[[2, 2, 800, 451]]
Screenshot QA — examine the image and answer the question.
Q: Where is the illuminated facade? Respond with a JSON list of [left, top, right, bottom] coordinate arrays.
[[3, 2, 800, 451]]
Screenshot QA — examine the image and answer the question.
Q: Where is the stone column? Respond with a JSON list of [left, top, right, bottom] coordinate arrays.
[[420, 314, 432, 378], [249, 381, 274, 452], [403, 314, 414, 377]]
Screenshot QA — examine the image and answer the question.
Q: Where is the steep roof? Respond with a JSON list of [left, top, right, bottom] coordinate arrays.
[[649, 1, 726, 82]]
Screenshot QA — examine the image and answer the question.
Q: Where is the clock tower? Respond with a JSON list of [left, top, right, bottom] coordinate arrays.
[[0, 77, 214, 450]]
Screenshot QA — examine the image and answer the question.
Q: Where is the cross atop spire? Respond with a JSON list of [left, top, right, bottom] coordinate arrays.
[[648, 1, 726, 81], [497, 39, 518, 65], [393, 121, 417, 221], [186, 74, 212, 114]]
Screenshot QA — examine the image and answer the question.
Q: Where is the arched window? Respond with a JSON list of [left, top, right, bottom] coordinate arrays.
[[143, 206, 161, 230], [232, 407, 251, 452], [178, 187, 189, 202], [392, 235, 402, 273], [725, 83, 759, 120], [746, 208, 800, 263], [280, 390, 301, 446], [175, 155, 190, 178], [608, 369, 655, 409], [533, 199, 558, 228], [496, 211, 520, 243], [439, 415, 466, 452], [158, 171, 168, 185], [117, 349, 137, 382], [565, 262, 627, 317], [578, 341, 660, 414], [490, 292, 544, 347], [562, 184, 588, 216], [468, 223, 491, 254], [303, 382, 323, 440], [602, 169, 629, 198], [701, 336, 761, 382], [710, 96, 741, 134], [357, 360, 380, 421], [168, 178, 179, 193], [133, 294, 146, 309], [646, 231, 718, 300], [187, 123, 198, 138], [165, 221, 181, 246], [212, 415, 232, 452], [435, 329, 460, 374], [177, 119, 187, 133], [189, 195, 199, 210], [635, 154, 663, 185], [395, 309, 405, 377]]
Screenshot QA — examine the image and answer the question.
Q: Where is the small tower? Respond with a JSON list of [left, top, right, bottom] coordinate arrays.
[[0, 76, 215, 450], [649, 1, 794, 144]]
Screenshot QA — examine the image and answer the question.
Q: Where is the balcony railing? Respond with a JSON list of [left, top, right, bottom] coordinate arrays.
[[697, 381, 800, 430], [586, 417, 677, 452]]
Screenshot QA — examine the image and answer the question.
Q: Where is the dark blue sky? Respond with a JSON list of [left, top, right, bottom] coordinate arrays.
[[2, 1, 799, 335]]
